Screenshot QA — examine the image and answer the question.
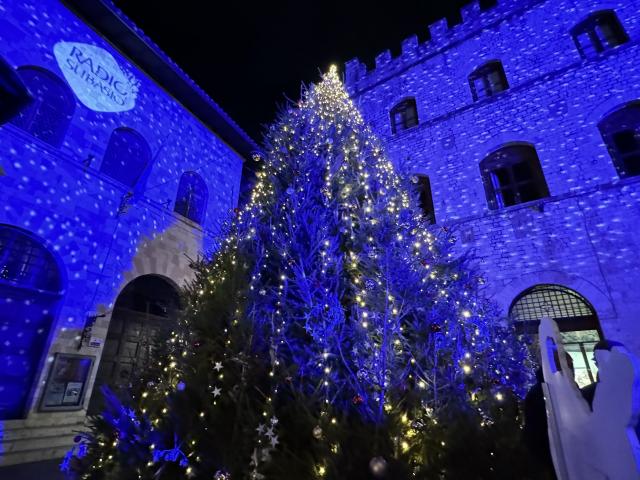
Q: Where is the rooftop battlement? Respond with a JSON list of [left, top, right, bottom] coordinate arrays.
[[345, 0, 541, 92]]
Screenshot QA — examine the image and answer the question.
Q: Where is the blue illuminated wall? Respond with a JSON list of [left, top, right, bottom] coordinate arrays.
[[346, 0, 640, 351], [0, 0, 244, 464]]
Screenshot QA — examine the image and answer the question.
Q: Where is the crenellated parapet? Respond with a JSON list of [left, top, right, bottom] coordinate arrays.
[[345, 0, 541, 93]]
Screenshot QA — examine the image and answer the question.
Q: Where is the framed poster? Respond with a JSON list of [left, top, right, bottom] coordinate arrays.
[[40, 353, 94, 411]]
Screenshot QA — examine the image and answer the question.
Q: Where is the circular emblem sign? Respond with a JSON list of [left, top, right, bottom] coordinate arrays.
[[53, 41, 140, 113]]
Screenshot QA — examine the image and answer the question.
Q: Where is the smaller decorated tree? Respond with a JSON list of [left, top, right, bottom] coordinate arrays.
[[69, 67, 537, 480]]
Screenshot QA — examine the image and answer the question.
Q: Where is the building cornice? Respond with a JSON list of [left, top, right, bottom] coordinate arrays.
[[62, 0, 260, 161]]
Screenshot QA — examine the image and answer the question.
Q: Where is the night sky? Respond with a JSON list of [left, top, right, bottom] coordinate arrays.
[[114, 1, 493, 143]]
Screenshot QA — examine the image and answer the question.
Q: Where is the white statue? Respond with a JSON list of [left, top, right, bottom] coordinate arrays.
[[539, 317, 640, 480]]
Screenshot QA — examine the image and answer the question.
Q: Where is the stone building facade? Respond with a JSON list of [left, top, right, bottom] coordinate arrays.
[[0, 0, 254, 465], [346, 0, 640, 387]]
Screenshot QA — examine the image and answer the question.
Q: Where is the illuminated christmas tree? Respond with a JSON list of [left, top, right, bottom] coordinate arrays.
[[72, 67, 536, 480]]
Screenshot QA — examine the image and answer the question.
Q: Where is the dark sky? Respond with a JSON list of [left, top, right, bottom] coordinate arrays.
[[114, 1, 491, 142]]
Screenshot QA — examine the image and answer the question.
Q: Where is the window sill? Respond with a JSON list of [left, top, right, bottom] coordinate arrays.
[[448, 174, 640, 226], [175, 214, 204, 231], [486, 196, 547, 215], [0, 277, 64, 296], [390, 124, 420, 138]]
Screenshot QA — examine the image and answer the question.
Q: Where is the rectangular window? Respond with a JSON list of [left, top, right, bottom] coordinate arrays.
[[481, 145, 549, 210], [490, 160, 544, 207], [487, 70, 506, 94], [469, 61, 509, 102], [390, 99, 418, 134], [612, 130, 640, 176], [571, 10, 628, 59], [473, 77, 489, 100], [415, 175, 436, 224]]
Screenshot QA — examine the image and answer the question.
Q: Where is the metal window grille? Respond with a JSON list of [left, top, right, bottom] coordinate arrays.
[[511, 285, 601, 387], [0, 226, 61, 292]]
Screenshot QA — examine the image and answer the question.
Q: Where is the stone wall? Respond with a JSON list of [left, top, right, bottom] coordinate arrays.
[[346, 0, 640, 351], [0, 0, 244, 465]]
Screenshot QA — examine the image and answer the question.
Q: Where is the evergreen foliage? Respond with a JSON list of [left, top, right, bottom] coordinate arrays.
[[71, 67, 536, 479]]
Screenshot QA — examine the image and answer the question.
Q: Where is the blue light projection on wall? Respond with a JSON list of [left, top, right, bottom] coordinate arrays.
[[53, 41, 139, 113], [10, 67, 75, 148], [0, 57, 31, 125], [0, 0, 244, 427], [598, 101, 640, 178], [344, 0, 640, 353], [0, 225, 64, 420], [100, 127, 152, 190]]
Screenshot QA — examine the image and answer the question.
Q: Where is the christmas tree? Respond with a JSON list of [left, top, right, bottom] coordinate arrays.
[[70, 67, 536, 479]]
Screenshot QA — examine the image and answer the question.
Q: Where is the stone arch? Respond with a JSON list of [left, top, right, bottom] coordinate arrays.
[[0, 224, 67, 419], [477, 137, 544, 162], [589, 95, 640, 128], [492, 270, 616, 325], [84, 223, 202, 412], [476, 137, 551, 172], [118, 225, 201, 298], [88, 273, 181, 414], [387, 94, 418, 114]]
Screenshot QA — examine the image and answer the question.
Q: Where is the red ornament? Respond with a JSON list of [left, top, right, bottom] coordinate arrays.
[[430, 323, 441, 333], [352, 394, 364, 406], [193, 340, 202, 348]]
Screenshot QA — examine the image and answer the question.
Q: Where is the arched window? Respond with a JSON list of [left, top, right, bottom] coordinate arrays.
[[510, 284, 601, 387], [468, 61, 509, 101], [100, 128, 152, 189], [10, 67, 74, 147], [480, 143, 549, 210], [598, 101, 640, 178], [571, 10, 628, 59], [390, 98, 418, 134], [412, 174, 436, 224], [174, 172, 208, 225], [0, 57, 31, 124], [0, 225, 63, 419]]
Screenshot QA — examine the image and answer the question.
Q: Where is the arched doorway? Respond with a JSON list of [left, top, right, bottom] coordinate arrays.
[[88, 275, 181, 414], [0, 225, 64, 420], [510, 284, 601, 387]]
